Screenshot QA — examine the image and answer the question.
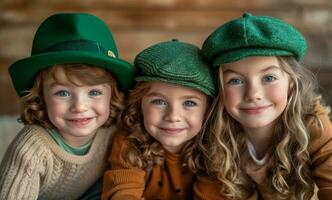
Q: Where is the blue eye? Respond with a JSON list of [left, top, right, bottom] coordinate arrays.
[[151, 99, 167, 106], [183, 100, 197, 107], [228, 78, 243, 85], [54, 90, 70, 97], [263, 75, 277, 82], [89, 89, 102, 96]]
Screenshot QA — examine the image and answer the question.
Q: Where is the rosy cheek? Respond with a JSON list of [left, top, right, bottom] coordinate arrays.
[[267, 84, 289, 107], [45, 99, 58, 111], [99, 101, 110, 110], [274, 93, 288, 109], [142, 107, 157, 125], [97, 98, 111, 109], [48, 101, 59, 109], [224, 88, 241, 107]]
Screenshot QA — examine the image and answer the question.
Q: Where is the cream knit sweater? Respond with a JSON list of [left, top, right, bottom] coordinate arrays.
[[0, 125, 115, 200]]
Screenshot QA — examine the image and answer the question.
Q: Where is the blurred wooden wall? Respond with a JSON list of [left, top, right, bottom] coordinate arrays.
[[1, 0, 332, 115]]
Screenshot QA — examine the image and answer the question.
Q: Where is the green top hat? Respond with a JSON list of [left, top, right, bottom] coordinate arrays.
[[9, 12, 135, 96], [202, 12, 307, 67], [134, 39, 216, 96]]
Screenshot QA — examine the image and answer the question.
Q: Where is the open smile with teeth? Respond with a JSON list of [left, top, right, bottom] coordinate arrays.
[[68, 117, 93, 125]]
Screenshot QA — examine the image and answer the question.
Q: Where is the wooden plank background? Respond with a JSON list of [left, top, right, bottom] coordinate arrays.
[[1, 0, 332, 114]]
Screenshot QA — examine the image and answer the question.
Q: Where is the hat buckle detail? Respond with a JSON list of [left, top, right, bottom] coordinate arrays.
[[108, 50, 116, 58]]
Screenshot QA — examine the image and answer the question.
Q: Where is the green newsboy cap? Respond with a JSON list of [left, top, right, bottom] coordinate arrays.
[[202, 12, 307, 67], [9, 12, 135, 96], [134, 39, 216, 96]]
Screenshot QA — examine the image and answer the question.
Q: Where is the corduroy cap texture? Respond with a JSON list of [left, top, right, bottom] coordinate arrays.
[[134, 39, 216, 96], [202, 12, 307, 67], [9, 12, 135, 96]]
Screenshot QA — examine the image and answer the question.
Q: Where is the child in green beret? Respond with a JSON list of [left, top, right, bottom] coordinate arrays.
[[199, 12, 332, 200], [0, 13, 134, 199], [102, 40, 227, 199]]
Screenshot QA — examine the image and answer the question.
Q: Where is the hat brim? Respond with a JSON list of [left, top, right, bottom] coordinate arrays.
[[213, 48, 293, 67], [9, 51, 134, 96]]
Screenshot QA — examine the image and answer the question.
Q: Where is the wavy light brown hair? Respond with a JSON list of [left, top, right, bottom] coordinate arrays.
[[201, 56, 330, 199], [19, 63, 124, 129], [120, 81, 212, 174]]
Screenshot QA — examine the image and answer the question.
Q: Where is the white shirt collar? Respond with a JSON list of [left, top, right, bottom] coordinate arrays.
[[246, 138, 268, 165]]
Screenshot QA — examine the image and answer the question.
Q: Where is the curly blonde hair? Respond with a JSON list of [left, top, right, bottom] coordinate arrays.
[[201, 56, 330, 199], [19, 63, 124, 129], [120, 81, 212, 175]]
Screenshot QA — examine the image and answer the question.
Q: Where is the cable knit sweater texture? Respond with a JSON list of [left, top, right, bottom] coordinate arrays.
[[0, 125, 115, 200]]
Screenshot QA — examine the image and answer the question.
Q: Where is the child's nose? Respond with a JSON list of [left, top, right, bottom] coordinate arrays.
[[244, 82, 262, 101], [164, 106, 181, 122], [70, 96, 88, 113]]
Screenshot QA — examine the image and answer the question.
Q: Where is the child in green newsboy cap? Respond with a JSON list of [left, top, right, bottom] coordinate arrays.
[[0, 13, 135, 199], [101, 40, 229, 199], [200, 12, 332, 200]]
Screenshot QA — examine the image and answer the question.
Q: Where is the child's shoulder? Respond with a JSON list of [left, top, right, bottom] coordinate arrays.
[[109, 128, 132, 161], [94, 125, 117, 144], [2, 125, 52, 165], [14, 124, 49, 144], [307, 102, 331, 134], [308, 103, 332, 155], [112, 128, 131, 148]]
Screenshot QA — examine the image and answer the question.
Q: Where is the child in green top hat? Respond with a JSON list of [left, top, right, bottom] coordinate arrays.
[[101, 40, 228, 199], [199, 12, 332, 200], [0, 13, 135, 199]]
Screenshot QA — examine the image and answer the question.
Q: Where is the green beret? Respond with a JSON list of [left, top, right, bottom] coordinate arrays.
[[134, 39, 216, 96], [202, 12, 307, 67]]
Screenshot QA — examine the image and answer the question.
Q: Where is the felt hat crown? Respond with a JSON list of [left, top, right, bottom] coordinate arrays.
[[202, 12, 307, 66], [9, 12, 135, 96], [134, 39, 216, 96]]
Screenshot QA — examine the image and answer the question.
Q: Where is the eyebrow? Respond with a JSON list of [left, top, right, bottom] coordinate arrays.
[[145, 91, 164, 97], [46, 80, 109, 89], [145, 92, 204, 100], [182, 95, 204, 100], [260, 65, 283, 73], [223, 65, 282, 75], [46, 81, 67, 89]]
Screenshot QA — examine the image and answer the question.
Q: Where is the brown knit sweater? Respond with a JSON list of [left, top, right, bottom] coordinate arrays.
[[102, 130, 228, 200], [194, 111, 332, 200], [0, 125, 114, 200]]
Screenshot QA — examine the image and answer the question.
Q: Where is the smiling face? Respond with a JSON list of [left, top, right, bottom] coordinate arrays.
[[43, 67, 112, 147], [221, 56, 290, 133], [141, 82, 208, 153]]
